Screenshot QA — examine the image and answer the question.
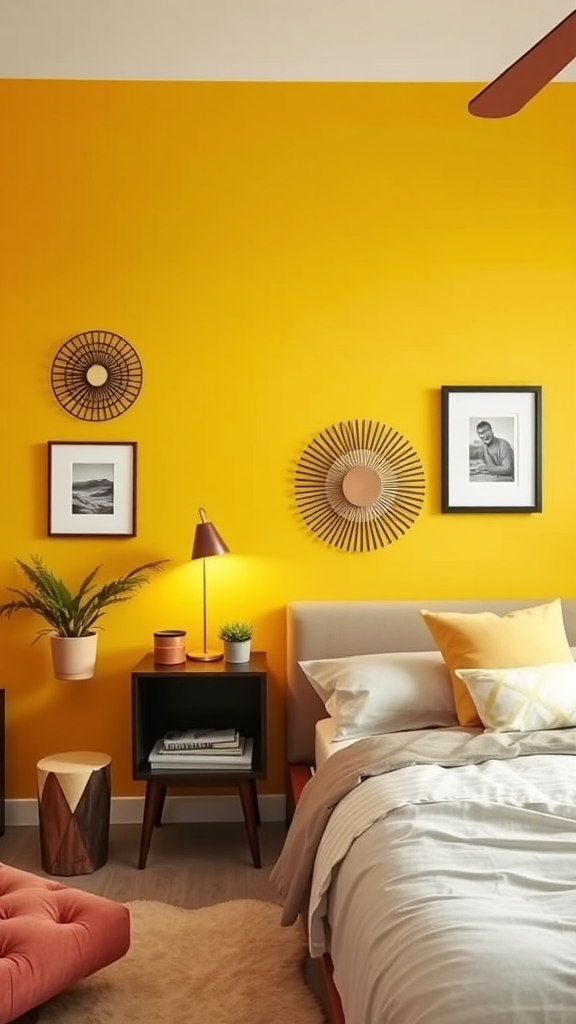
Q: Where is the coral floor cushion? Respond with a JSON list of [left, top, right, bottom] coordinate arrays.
[[0, 862, 130, 1024]]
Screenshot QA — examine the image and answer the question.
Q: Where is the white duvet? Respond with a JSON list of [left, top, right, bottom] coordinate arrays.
[[310, 753, 576, 1024]]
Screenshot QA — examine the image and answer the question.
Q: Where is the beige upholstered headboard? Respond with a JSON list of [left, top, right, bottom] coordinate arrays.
[[286, 599, 576, 765]]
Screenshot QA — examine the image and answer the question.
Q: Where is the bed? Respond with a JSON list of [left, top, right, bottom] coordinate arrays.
[[271, 599, 576, 1024]]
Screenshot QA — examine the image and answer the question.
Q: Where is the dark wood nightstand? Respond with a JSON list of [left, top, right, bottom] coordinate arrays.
[[131, 653, 267, 868]]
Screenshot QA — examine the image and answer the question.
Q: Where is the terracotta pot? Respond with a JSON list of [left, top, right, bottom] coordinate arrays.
[[50, 632, 98, 680], [153, 630, 187, 665], [222, 639, 251, 664]]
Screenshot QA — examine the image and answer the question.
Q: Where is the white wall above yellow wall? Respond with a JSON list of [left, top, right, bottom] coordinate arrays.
[[1, 0, 575, 81]]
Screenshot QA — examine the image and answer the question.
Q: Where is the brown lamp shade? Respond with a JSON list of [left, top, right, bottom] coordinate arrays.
[[191, 509, 229, 561]]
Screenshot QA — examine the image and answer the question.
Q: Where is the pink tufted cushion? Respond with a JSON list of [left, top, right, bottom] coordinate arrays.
[[0, 862, 130, 1024]]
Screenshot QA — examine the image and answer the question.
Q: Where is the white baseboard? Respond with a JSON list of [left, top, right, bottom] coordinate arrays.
[[5, 793, 286, 828]]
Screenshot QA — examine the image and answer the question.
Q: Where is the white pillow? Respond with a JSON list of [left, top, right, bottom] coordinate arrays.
[[455, 663, 576, 732], [299, 651, 458, 740]]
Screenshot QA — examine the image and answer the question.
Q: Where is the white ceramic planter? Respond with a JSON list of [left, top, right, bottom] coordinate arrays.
[[222, 639, 252, 664], [50, 632, 98, 680]]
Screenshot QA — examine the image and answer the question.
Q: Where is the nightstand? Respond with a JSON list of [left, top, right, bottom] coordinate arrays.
[[131, 653, 267, 868]]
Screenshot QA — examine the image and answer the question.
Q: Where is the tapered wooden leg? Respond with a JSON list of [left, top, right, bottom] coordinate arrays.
[[154, 786, 167, 827], [238, 781, 261, 868], [138, 780, 164, 869], [249, 779, 260, 826]]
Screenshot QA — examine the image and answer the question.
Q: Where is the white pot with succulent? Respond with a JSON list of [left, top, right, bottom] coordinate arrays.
[[217, 621, 254, 664], [0, 555, 167, 680]]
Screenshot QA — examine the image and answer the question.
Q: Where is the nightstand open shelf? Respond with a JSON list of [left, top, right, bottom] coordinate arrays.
[[131, 653, 267, 869]]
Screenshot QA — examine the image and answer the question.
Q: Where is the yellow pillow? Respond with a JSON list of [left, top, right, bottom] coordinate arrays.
[[421, 601, 573, 727]]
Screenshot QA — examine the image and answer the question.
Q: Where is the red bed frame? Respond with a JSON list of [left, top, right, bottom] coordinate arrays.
[[287, 762, 346, 1024]]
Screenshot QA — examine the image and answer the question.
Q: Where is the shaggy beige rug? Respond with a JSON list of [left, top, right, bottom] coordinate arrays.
[[35, 899, 325, 1024]]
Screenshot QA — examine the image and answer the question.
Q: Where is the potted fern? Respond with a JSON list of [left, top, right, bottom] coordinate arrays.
[[0, 555, 167, 680], [217, 621, 254, 664]]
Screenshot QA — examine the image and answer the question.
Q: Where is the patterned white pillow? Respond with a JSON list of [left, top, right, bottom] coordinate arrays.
[[455, 663, 576, 731]]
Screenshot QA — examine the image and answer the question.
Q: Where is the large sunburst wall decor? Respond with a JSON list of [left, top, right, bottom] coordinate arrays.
[[51, 330, 143, 421], [294, 420, 425, 552]]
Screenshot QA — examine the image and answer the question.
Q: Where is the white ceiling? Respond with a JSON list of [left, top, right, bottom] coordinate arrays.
[[0, 0, 575, 82]]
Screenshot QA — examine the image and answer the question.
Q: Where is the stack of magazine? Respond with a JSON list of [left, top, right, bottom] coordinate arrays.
[[148, 728, 253, 770]]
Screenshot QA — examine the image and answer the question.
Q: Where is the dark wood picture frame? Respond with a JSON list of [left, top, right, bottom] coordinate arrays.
[[48, 441, 137, 537], [441, 386, 542, 514]]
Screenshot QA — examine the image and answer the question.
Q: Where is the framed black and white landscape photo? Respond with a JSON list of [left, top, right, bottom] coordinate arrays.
[[441, 386, 542, 514], [48, 442, 137, 536]]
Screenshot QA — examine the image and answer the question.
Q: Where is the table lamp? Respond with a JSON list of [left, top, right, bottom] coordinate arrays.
[[187, 507, 229, 661]]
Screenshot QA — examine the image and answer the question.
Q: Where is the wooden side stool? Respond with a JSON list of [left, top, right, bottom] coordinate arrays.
[[36, 750, 112, 876]]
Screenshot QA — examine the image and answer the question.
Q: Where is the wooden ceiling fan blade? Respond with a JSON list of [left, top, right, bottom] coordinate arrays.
[[469, 9, 576, 117]]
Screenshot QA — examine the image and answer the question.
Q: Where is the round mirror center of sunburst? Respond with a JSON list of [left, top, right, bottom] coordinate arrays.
[[342, 466, 383, 507], [86, 364, 109, 387]]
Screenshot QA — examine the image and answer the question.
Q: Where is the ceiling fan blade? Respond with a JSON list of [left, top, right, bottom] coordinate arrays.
[[469, 9, 576, 118]]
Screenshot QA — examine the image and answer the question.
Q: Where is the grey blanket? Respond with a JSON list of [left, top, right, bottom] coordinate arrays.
[[270, 726, 576, 925]]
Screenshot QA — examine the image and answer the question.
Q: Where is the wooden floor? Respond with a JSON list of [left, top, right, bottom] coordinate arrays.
[[0, 821, 287, 907]]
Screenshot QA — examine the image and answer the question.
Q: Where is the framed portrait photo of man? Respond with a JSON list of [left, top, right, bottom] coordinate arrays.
[[441, 386, 542, 513]]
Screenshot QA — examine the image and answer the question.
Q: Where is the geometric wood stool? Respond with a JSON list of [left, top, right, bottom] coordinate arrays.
[[36, 751, 112, 876]]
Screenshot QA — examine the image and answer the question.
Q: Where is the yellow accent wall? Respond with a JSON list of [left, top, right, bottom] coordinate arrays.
[[0, 81, 575, 799]]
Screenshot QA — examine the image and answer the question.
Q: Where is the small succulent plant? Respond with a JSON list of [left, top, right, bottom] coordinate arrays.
[[217, 621, 254, 642]]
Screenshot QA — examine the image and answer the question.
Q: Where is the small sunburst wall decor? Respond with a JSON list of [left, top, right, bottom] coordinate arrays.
[[294, 420, 425, 552], [51, 330, 143, 421]]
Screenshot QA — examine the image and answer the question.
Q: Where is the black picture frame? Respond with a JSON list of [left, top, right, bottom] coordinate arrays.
[[441, 386, 542, 514], [48, 441, 137, 536]]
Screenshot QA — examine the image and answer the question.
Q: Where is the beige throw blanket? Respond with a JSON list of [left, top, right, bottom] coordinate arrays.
[[270, 726, 576, 925]]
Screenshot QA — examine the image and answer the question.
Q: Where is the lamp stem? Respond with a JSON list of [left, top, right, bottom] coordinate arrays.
[[202, 557, 208, 655], [187, 544, 224, 662]]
